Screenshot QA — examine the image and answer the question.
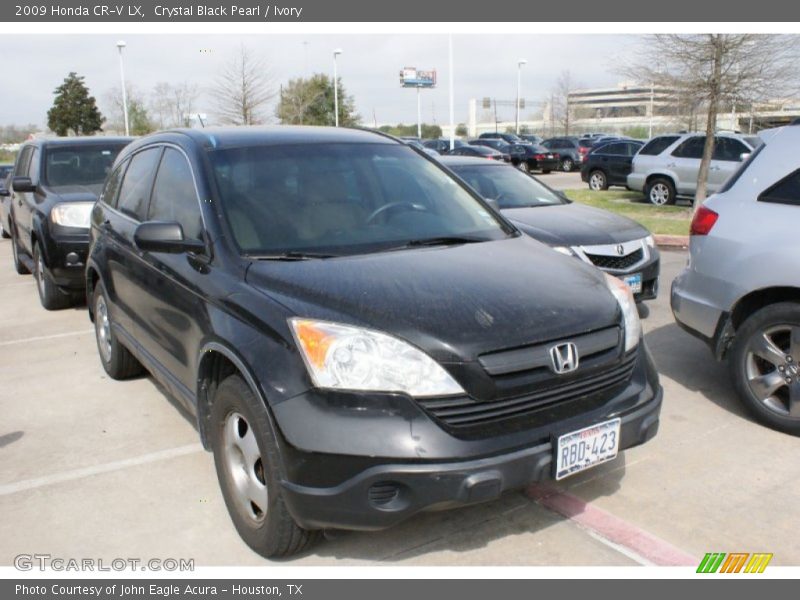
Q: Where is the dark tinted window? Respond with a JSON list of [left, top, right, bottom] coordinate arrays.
[[100, 159, 127, 207], [148, 148, 203, 240], [0, 165, 13, 179], [44, 144, 127, 187], [116, 148, 161, 221], [672, 136, 706, 159], [596, 142, 627, 155], [713, 137, 750, 162], [639, 135, 680, 156], [578, 139, 595, 148], [625, 142, 643, 156], [759, 169, 800, 206]]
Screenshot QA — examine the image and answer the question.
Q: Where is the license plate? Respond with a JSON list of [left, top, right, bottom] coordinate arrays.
[[554, 418, 621, 480], [621, 272, 642, 294]]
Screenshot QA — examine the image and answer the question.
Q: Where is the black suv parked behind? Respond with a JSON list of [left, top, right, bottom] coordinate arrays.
[[8, 137, 131, 309], [87, 126, 662, 557], [581, 140, 644, 190]]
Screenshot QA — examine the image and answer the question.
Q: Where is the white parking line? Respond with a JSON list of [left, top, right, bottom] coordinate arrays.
[[0, 329, 94, 347], [0, 443, 204, 496]]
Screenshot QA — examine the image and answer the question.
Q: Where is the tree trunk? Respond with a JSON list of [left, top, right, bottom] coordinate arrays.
[[694, 36, 724, 213]]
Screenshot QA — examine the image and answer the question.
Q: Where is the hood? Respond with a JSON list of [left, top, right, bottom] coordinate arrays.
[[503, 203, 649, 247], [245, 235, 620, 363], [46, 183, 103, 203]]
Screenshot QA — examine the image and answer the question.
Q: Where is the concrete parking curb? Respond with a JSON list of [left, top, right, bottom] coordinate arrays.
[[654, 234, 689, 249]]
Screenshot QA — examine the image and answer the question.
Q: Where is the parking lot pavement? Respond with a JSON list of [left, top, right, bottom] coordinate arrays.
[[1, 239, 799, 566], [538, 170, 583, 190]]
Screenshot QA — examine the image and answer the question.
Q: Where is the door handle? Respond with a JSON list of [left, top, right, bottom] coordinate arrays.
[[709, 166, 720, 171]]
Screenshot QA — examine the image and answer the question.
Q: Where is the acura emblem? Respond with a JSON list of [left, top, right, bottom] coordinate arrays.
[[549, 342, 579, 374], [616, 244, 625, 256]]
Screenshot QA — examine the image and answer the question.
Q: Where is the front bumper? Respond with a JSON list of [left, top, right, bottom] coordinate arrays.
[[41, 227, 90, 290], [532, 158, 560, 172], [273, 346, 662, 531]]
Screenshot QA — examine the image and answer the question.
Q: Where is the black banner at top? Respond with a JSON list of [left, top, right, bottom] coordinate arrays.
[[0, 0, 794, 22]]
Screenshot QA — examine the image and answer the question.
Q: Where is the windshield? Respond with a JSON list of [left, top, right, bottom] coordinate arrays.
[[209, 142, 511, 256], [44, 144, 127, 188], [451, 164, 567, 208]]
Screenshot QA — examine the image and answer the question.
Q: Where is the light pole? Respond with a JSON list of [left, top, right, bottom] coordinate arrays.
[[515, 59, 527, 135], [333, 48, 343, 127], [116, 40, 129, 136]]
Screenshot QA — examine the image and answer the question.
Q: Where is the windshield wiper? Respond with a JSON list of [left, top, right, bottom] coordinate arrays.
[[248, 251, 338, 261], [398, 236, 487, 249]]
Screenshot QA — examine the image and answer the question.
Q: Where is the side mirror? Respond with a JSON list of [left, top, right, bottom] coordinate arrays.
[[739, 152, 751, 162], [134, 221, 205, 254], [12, 176, 35, 193]]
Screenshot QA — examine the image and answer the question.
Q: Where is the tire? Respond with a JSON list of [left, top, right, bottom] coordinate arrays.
[[210, 374, 321, 558], [588, 170, 609, 191], [646, 177, 676, 206], [92, 282, 144, 379], [561, 157, 574, 172], [729, 302, 800, 436], [519, 162, 530, 174], [33, 243, 73, 310], [10, 225, 30, 275]]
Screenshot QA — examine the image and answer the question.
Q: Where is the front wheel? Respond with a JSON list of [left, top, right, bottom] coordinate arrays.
[[211, 375, 321, 558], [588, 170, 609, 191], [34, 243, 73, 310], [729, 302, 800, 435], [561, 157, 574, 172], [646, 177, 676, 205]]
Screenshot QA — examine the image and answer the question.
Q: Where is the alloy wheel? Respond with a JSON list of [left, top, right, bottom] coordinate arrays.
[[744, 325, 800, 418], [589, 172, 606, 191], [649, 183, 670, 205]]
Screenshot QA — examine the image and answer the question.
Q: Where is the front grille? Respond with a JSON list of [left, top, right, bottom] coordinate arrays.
[[417, 351, 637, 429], [585, 248, 644, 270]]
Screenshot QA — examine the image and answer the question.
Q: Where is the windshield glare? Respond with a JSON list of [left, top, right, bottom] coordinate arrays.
[[451, 164, 566, 209], [45, 145, 126, 187], [210, 142, 510, 256]]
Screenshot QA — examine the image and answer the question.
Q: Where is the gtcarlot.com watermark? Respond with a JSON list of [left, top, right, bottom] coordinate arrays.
[[14, 554, 194, 572]]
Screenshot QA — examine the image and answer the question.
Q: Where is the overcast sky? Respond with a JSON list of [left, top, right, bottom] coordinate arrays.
[[0, 34, 641, 128]]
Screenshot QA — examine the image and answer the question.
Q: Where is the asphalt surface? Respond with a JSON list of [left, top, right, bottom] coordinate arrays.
[[1, 239, 799, 566]]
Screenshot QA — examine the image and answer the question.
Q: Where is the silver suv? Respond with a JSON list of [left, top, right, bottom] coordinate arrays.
[[628, 132, 762, 205], [671, 125, 800, 435]]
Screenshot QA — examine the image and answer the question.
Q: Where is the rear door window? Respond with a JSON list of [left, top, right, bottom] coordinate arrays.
[[713, 137, 750, 162], [116, 147, 162, 221], [639, 136, 680, 156], [672, 136, 706, 159], [758, 168, 800, 206]]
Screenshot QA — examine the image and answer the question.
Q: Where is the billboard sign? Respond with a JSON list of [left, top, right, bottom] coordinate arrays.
[[400, 67, 436, 88]]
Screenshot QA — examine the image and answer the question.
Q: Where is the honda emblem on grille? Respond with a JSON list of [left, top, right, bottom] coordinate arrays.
[[616, 244, 625, 255], [549, 342, 580, 374]]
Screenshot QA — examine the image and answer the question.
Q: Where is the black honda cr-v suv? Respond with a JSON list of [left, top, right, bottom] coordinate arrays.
[[86, 126, 662, 558]]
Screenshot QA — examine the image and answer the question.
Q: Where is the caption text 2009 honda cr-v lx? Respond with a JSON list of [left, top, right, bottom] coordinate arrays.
[[86, 127, 662, 557]]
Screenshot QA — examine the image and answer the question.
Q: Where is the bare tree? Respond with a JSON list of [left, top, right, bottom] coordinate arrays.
[[151, 82, 200, 128], [551, 70, 576, 136], [623, 34, 800, 209], [210, 45, 276, 125]]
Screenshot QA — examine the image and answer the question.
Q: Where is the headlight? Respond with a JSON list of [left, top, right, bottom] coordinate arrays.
[[644, 235, 655, 248], [604, 273, 641, 352], [289, 318, 465, 397], [50, 202, 94, 228], [552, 245, 576, 257]]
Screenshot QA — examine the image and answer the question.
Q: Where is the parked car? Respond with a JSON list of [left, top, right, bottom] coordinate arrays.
[[0, 164, 13, 238], [422, 138, 467, 155], [508, 144, 560, 174], [541, 137, 591, 171], [468, 138, 513, 162], [478, 132, 528, 145], [627, 132, 762, 205], [449, 144, 507, 161], [671, 125, 800, 435], [87, 126, 661, 557], [581, 140, 645, 190], [519, 134, 544, 145], [8, 136, 131, 309], [442, 156, 659, 302]]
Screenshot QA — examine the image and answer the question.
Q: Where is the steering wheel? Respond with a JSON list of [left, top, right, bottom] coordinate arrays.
[[366, 202, 427, 225]]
